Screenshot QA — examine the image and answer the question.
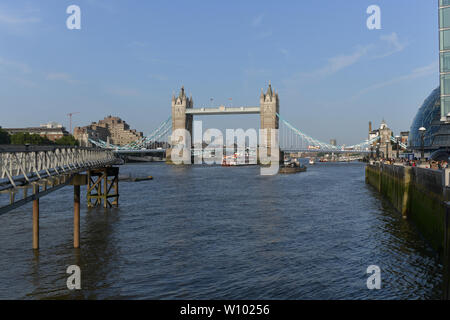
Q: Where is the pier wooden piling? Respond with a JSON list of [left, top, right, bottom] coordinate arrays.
[[32, 199, 39, 249], [32, 185, 39, 250], [87, 167, 119, 208], [70, 174, 87, 248], [74, 185, 80, 249]]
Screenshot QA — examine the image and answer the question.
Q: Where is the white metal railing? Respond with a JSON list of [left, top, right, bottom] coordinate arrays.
[[0, 147, 117, 190]]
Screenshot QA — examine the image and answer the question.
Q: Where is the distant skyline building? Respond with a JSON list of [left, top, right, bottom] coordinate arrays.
[[368, 119, 395, 158], [3, 122, 68, 142], [74, 116, 143, 147], [330, 139, 337, 146], [400, 131, 409, 146], [379, 120, 394, 159]]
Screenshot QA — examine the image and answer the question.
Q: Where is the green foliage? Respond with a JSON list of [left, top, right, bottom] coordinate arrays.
[[10, 133, 53, 145], [0, 127, 10, 144], [54, 135, 79, 146], [5, 132, 78, 146]]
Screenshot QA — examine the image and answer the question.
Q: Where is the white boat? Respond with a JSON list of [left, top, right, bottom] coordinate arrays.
[[309, 158, 315, 165]]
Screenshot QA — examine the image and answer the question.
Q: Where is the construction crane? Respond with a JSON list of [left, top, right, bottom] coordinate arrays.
[[67, 112, 80, 134]]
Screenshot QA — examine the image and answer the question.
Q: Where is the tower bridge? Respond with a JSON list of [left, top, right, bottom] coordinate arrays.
[[167, 83, 279, 162], [89, 82, 377, 156]]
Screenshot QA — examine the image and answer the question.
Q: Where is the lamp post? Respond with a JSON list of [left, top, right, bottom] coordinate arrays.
[[376, 142, 380, 159], [419, 127, 426, 161], [395, 135, 401, 160]]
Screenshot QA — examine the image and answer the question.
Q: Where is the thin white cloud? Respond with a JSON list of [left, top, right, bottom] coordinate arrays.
[[351, 61, 438, 101], [302, 45, 373, 79], [375, 32, 408, 59], [280, 48, 289, 58], [252, 14, 264, 27], [11, 76, 36, 87], [0, 5, 41, 35], [256, 30, 273, 40], [0, 4, 41, 28], [0, 56, 35, 87], [46, 73, 78, 84], [0, 57, 31, 73], [0, 13, 40, 25], [381, 32, 405, 51], [251, 13, 271, 39], [323, 45, 372, 75], [286, 33, 407, 83]]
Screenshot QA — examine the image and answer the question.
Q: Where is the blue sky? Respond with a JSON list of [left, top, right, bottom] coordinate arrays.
[[0, 0, 439, 145]]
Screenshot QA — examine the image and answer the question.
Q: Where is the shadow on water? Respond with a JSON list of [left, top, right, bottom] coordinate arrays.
[[70, 207, 122, 299]]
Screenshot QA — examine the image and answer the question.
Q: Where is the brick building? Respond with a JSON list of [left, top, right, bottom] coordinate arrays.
[[74, 116, 143, 147]]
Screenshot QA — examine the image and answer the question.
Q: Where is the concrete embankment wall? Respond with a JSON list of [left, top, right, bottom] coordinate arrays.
[[366, 164, 448, 252]]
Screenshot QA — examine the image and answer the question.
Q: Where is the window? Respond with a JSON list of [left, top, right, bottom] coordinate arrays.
[[443, 96, 450, 118], [441, 7, 450, 29], [441, 52, 450, 72], [441, 29, 450, 50], [441, 74, 450, 95]]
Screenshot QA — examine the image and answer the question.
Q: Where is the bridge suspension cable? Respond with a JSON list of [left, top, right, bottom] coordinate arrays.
[[89, 113, 378, 154], [277, 113, 377, 152]]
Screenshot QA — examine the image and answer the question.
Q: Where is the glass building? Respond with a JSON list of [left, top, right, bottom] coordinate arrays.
[[408, 2, 450, 159], [440, 0, 450, 120], [409, 87, 441, 149], [409, 86, 450, 158]]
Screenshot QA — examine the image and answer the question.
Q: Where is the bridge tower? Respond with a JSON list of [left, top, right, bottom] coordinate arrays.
[[260, 82, 280, 157], [167, 86, 193, 163]]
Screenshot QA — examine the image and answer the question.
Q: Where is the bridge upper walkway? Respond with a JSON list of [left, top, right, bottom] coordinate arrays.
[[185, 106, 260, 115]]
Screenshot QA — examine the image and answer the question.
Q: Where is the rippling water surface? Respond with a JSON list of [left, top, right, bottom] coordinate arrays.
[[0, 162, 443, 299]]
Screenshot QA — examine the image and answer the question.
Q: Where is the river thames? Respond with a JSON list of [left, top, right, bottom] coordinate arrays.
[[0, 162, 443, 299]]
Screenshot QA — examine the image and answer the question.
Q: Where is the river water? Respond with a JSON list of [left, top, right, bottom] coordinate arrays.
[[0, 161, 443, 299]]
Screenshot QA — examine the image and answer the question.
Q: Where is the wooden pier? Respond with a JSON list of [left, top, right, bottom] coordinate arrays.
[[0, 146, 119, 249]]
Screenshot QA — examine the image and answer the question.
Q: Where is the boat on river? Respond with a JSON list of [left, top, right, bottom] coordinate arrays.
[[279, 159, 307, 174], [221, 153, 257, 166]]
